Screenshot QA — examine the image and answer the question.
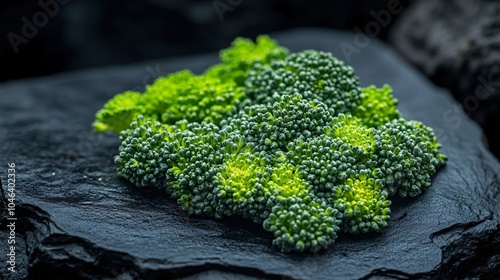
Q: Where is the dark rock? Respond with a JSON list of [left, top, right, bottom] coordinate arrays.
[[389, 0, 500, 160], [1, 29, 499, 280]]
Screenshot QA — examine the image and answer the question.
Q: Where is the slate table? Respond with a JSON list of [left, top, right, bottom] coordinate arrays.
[[1, 29, 499, 280]]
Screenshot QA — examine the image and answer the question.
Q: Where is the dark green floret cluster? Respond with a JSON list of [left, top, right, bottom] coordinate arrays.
[[94, 35, 447, 253]]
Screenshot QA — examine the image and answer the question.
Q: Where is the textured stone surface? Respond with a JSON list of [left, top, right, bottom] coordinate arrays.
[[389, 0, 500, 159], [1, 29, 499, 279]]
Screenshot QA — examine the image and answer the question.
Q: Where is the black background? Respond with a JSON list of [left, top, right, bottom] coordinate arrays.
[[0, 0, 412, 82]]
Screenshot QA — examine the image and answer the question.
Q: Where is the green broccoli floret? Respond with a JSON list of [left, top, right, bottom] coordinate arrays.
[[327, 114, 375, 153], [94, 36, 288, 135], [334, 175, 391, 234], [264, 198, 341, 253], [96, 70, 244, 134], [214, 152, 270, 222], [261, 163, 342, 253], [93, 91, 143, 134], [373, 119, 447, 197], [96, 35, 447, 254], [166, 121, 227, 217], [206, 35, 289, 86], [222, 94, 335, 155], [141, 70, 245, 125], [354, 85, 400, 127], [114, 116, 171, 189], [246, 50, 362, 114]]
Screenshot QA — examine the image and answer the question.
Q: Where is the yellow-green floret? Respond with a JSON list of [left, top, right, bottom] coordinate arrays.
[[93, 91, 143, 134], [262, 163, 342, 253], [353, 85, 400, 128], [206, 35, 289, 86], [334, 174, 391, 234]]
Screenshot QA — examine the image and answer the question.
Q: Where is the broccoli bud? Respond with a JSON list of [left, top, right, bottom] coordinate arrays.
[[334, 178, 391, 234], [206, 35, 289, 86], [374, 119, 447, 197], [354, 85, 400, 128], [261, 163, 342, 253], [93, 91, 143, 134], [246, 50, 362, 115], [114, 116, 171, 189], [223, 94, 335, 155]]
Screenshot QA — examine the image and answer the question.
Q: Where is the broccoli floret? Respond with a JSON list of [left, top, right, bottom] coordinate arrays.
[[214, 152, 270, 222], [373, 118, 447, 197], [94, 36, 286, 135], [246, 50, 361, 114], [286, 136, 351, 199], [93, 91, 143, 134], [262, 163, 342, 253], [166, 121, 227, 217], [327, 114, 375, 153], [114, 116, 172, 189], [222, 94, 335, 155], [334, 175, 391, 234], [141, 70, 245, 125], [354, 85, 400, 128], [206, 35, 289, 86], [264, 198, 342, 253], [96, 35, 447, 254], [93, 70, 243, 134]]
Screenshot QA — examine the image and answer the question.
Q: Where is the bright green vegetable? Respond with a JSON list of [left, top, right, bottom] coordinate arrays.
[[93, 35, 286, 134], [95, 35, 447, 253], [353, 84, 400, 128], [93, 91, 143, 134], [206, 35, 289, 86], [246, 50, 361, 114]]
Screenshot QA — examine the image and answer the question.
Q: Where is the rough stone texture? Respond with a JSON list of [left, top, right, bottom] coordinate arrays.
[[389, 0, 500, 160], [1, 29, 499, 280]]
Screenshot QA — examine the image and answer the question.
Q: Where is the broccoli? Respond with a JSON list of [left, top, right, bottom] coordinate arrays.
[[93, 91, 143, 134], [353, 85, 400, 128], [214, 152, 270, 222], [93, 35, 288, 134], [206, 35, 290, 86], [246, 50, 361, 115], [95, 36, 447, 253], [373, 118, 447, 197], [221, 94, 335, 155]]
